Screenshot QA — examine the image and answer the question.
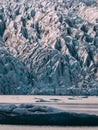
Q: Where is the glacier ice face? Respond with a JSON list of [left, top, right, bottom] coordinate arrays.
[[0, 47, 31, 94], [0, 0, 97, 95]]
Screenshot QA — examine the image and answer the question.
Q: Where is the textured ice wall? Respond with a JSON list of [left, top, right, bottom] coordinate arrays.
[[0, 0, 97, 95]]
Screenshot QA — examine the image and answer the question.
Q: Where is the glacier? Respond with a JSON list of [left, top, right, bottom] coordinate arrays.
[[0, 0, 97, 95]]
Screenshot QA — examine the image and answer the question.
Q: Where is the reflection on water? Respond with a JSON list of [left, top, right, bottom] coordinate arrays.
[[0, 125, 98, 130]]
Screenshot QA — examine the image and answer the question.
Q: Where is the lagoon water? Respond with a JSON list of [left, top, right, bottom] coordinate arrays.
[[0, 125, 98, 130]]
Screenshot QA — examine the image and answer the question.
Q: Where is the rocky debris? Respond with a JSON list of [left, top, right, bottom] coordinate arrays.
[[0, 0, 97, 95]]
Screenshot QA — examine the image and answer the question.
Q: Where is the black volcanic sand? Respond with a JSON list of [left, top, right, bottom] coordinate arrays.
[[0, 104, 98, 126]]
